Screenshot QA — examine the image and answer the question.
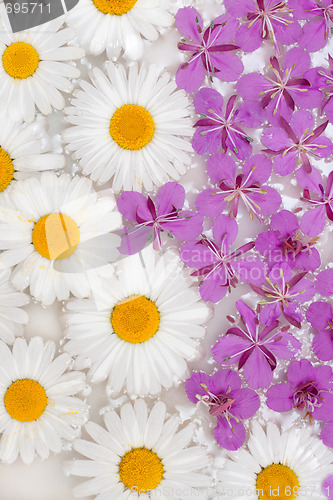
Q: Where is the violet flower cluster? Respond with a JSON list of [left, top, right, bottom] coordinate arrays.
[[115, 4, 333, 453]]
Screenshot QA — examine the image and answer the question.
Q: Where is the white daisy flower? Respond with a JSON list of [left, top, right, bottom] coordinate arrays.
[[0, 268, 29, 344], [66, 0, 173, 61], [0, 172, 122, 306], [64, 247, 209, 396], [0, 337, 88, 465], [0, 113, 64, 194], [219, 421, 333, 500], [0, 18, 84, 123], [63, 62, 193, 193], [65, 399, 210, 499]]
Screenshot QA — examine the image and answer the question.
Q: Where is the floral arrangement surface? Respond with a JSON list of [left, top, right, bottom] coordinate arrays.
[[0, 0, 332, 499]]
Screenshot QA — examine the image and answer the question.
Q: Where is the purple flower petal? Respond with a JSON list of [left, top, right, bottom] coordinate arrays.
[[155, 182, 185, 215], [175, 7, 203, 43], [176, 56, 206, 93], [213, 214, 238, 249], [284, 47, 311, 75], [290, 110, 314, 138], [211, 52, 244, 82], [312, 393, 333, 422], [242, 154, 273, 185], [232, 258, 266, 286], [321, 423, 333, 448], [288, 0, 318, 20], [243, 347, 273, 389], [230, 388, 260, 419], [300, 205, 326, 237], [224, 0, 256, 18], [266, 331, 301, 360], [235, 299, 256, 338], [163, 211, 203, 241], [249, 186, 282, 216], [295, 165, 322, 193], [313, 331, 333, 362], [206, 153, 236, 185], [117, 191, 151, 222], [199, 272, 228, 303], [235, 22, 262, 53], [270, 210, 298, 239], [237, 73, 270, 100], [262, 126, 291, 151], [185, 371, 211, 404], [266, 383, 294, 412], [307, 302, 333, 331], [287, 358, 316, 388], [212, 335, 250, 366], [316, 269, 333, 297], [210, 368, 241, 394], [118, 225, 152, 255], [194, 87, 224, 115], [192, 127, 222, 156], [260, 303, 282, 326], [299, 19, 327, 52], [273, 151, 298, 176], [195, 189, 227, 217], [213, 416, 246, 450], [180, 240, 217, 269]]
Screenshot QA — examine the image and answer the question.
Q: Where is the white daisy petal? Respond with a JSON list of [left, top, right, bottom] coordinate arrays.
[[67, 400, 209, 499], [0, 337, 88, 464], [64, 247, 209, 396], [219, 423, 333, 500], [63, 62, 193, 192], [0, 24, 84, 122]]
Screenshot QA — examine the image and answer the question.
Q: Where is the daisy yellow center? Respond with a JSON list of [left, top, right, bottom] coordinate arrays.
[[256, 464, 300, 500], [119, 448, 164, 493], [2, 42, 39, 79], [4, 379, 47, 422], [109, 104, 155, 151], [111, 295, 160, 343], [0, 147, 14, 192], [32, 213, 80, 261], [91, 0, 137, 15]]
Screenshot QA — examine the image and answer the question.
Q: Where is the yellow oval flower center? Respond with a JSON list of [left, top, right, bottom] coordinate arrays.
[[111, 295, 160, 343], [32, 213, 80, 261], [4, 379, 47, 422], [119, 447, 164, 493], [91, 0, 137, 15], [256, 464, 300, 500], [0, 147, 14, 192], [109, 104, 155, 151], [2, 42, 39, 79]]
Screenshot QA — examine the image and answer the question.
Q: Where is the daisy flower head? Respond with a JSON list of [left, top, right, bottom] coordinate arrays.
[[0, 268, 29, 344], [63, 62, 193, 193], [0, 19, 84, 123], [0, 172, 122, 306], [64, 246, 209, 396], [0, 113, 64, 194], [219, 421, 333, 500], [66, 0, 173, 61], [0, 337, 88, 465], [65, 399, 210, 499]]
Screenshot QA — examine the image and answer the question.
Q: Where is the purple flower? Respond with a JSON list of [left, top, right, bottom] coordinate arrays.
[[305, 55, 333, 123], [225, 0, 301, 54], [315, 268, 333, 296], [262, 111, 333, 175], [237, 48, 322, 126], [181, 215, 266, 303], [266, 359, 333, 447], [117, 182, 203, 254], [192, 88, 264, 159], [256, 210, 321, 272], [196, 153, 281, 220], [251, 262, 316, 328], [212, 300, 301, 389], [296, 167, 333, 237], [289, 0, 333, 52], [307, 301, 333, 361], [175, 8, 243, 93], [185, 369, 260, 450]]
